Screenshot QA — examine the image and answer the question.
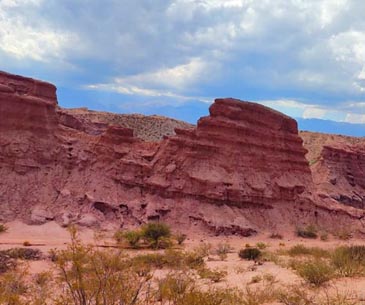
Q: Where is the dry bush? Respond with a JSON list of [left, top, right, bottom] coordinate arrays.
[[193, 242, 212, 258], [334, 229, 352, 241], [131, 248, 205, 272], [0, 268, 28, 304], [269, 233, 283, 239], [319, 288, 359, 305], [279, 285, 359, 305], [238, 248, 261, 261], [286, 244, 330, 258], [241, 284, 278, 305], [0, 253, 16, 274], [331, 245, 365, 277], [53, 228, 153, 305], [197, 267, 227, 283], [255, 242, 267, 250], [320, 232, 329, 241], [290, 258, 334, 286], [296, 225, 318, 239], [175, 233, 187, 245], [115, 229, 142, 248], [214, 242, 233, 261], [249, 275, 262, 284], [0, 224, 8, 234], [156, 273, 242, 305], [278, 285, 315, 305], [0, 248, 43, 261], [261, 251, 282, 265]]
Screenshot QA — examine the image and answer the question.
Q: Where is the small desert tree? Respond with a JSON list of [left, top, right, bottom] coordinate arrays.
[[141, 222, 171, 249]]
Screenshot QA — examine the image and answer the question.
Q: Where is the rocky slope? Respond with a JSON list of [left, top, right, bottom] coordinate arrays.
[[1, 71, 365, 235], [301, 132, 365, 210], [59, 108, 193, 141]]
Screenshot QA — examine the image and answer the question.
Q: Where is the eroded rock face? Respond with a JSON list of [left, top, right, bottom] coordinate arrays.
[[312, 143, 365, 209], [1, 71, 365, 235], [143, 98, 313, 207]]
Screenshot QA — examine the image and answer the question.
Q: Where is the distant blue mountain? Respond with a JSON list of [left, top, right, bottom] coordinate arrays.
[[296, 118, 364, 137]]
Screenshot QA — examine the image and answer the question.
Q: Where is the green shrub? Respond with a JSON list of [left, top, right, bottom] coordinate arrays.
[[238, 248, 261, 261], [116, 229, 141, 248], [296, 225, 318, 239], [141, 222, 171, 248], [290, 259, 334, 286]]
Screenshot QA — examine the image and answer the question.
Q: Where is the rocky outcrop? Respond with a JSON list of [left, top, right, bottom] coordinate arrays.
[[142, 98, 313, 207], [311, 143, 365, 209], [1, 71, 365, 235]]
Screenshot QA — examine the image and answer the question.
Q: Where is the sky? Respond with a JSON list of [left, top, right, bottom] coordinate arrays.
[[0, 0, 365, 135]]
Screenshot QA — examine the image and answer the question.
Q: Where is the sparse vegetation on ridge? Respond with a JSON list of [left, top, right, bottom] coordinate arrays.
[[296, 225, 318, 239]]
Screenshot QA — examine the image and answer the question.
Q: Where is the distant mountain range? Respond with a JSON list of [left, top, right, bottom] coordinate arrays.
[[59, 90, 364, 137], [296, 118, 364, 137]]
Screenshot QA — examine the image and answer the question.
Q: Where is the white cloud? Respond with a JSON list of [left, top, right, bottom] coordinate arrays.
[[345, 113, 365, 124], [259, 98, 365, 123], [1, 0, 365, 119], [302, 107, 328, 119], [115, 58, 209, 90], [87, 57, 218, 103], [0, 0, 75, 62]]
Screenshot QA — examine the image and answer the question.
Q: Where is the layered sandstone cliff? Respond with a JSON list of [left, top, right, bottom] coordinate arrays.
[[1, 71, 365, 235]]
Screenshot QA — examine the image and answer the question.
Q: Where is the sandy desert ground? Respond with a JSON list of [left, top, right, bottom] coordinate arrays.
[[1, 221, 365, 304]]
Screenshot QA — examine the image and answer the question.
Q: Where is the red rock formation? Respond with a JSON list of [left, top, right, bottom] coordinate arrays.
[[1, 71, 365, 235], [142, 98, 312, 207], [312, 143, 365, 209]]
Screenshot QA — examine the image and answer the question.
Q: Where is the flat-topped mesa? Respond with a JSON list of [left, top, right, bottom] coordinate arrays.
[[147, 98, 313, 207], [208, 98, 298, 133], [0, 71, 58, 135], [0, 70, 57, 103]]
